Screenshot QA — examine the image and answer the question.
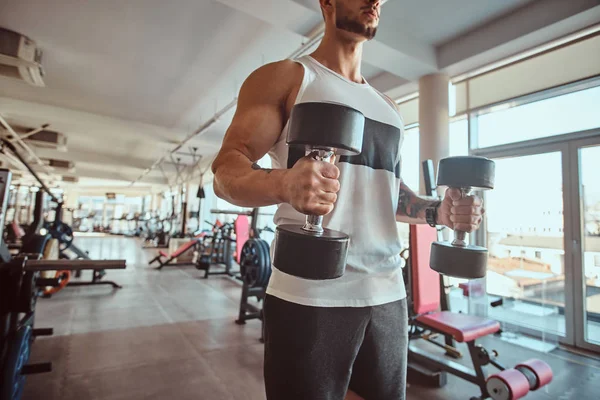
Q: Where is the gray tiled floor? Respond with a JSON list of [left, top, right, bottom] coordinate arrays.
[[22, 236, 600, 400]]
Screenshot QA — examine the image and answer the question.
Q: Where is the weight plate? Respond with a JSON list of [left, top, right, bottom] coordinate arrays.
[[287, 102, 365, 157], [1, 325, 32, 400], [239, 239, 272, 288], [256, 239, 268, 288], [273, 225, 349, 280], [437, 156, 495, 190], [430, 241, 488, 279], [240, 240, 259, 287], [257, 239, 272, 288]]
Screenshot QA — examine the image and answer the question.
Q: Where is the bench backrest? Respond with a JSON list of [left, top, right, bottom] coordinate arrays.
[[234, 215, 250, 263], [409, 224, 440, 315]]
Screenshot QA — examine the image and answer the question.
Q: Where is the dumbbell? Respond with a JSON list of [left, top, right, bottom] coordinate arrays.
[[272, 102, 365, 280], [429, 156, 495, 279]]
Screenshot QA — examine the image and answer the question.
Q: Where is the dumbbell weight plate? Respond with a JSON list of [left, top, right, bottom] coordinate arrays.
[[1, 325, 32, 400], [256, 239, 272, 288], [240, 240, 259, 287], [288, 102, 365, 156], [254, 239, 267, 288], [437, 156, 495, 190], [252, 239, 266, 288], [430, 241, 487, 279], [273, 225, 349, 280]]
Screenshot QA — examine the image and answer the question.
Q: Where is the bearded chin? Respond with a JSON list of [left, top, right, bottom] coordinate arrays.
[[335, 16, 377, 40]]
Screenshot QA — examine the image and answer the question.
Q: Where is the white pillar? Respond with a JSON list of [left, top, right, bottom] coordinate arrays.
[[418, 73, 450, 196]]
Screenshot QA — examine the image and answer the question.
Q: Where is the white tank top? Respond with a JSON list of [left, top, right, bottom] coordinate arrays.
[[266, 55, 406, 307]]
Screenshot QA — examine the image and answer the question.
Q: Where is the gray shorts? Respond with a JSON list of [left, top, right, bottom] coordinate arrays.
[[263, 295, 408, 400]]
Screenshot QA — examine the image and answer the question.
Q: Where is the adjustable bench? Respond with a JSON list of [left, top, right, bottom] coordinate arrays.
[[406, 224, 553, 400], [149, 236, 204, 270]]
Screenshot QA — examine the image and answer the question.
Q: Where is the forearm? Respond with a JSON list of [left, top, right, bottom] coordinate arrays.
[[395, 182, 440, 224], [212, 149, 287, 208]]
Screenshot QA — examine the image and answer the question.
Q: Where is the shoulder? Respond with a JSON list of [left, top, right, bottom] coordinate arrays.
[[240, 60, 304, 103], [245, 60, 304, 89]]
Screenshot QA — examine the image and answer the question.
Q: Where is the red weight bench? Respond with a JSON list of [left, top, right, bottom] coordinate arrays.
[[407, 224, 553, 400], [149, 236, 204, 270]]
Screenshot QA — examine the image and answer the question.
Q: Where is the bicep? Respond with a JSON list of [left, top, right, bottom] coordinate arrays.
[[216, 61, 301, 165], [222, 99, 285, 163]]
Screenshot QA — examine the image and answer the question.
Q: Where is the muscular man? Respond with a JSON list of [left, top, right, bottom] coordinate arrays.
[[212, 1, 484, 399]]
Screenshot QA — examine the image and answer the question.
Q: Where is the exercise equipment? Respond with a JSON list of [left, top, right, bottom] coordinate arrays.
[[429, 156, 495, 279], [0, 168, 127, 400], [272, 102, 365, 280], [406, 224, 553, 399], [0, 138, 126, 290], [149, 236, 203, 269], [195, 219, 237, 278], [235, 220, 272, 343], [239, 238, 271, 288]]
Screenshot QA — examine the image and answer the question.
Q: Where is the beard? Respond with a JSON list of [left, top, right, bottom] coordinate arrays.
[[335, 3, 378, 40]]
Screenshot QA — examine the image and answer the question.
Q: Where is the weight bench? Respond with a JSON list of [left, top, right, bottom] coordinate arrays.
[[149, 237, 202, 270], [28, 259, 127, 290], [406, 224, 553, 400]]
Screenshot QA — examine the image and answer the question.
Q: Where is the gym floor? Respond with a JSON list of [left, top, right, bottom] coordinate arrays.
[[23, 236, 599, 400]]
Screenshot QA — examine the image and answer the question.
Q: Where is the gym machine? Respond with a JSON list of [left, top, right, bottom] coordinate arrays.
[[234, 209, 274, 343], [0, 138, 124, 290], [195, 211, 243, 278], [405, 224, 553, 400], [0, 168, 126, 400], [403, 156, 553, 399]]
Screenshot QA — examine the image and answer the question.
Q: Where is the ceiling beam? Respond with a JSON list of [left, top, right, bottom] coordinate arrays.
[[62, 167, 168, 186], [32, 147, 152, 171], [437, 0, 600, 71], [0, 97, 187, 145]]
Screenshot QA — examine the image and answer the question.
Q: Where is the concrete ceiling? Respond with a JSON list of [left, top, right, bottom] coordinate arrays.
[[0, 0, 598, 192]]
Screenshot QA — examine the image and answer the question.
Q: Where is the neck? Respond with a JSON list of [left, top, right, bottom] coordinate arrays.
[[310, 29, 364, 84]]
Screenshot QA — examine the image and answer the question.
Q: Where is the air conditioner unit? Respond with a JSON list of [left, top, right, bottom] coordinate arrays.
[[62, 176, 78, 183], [25, 129, 67, 151], [0, 27, 45, 87], [41, 158, 75, 172]]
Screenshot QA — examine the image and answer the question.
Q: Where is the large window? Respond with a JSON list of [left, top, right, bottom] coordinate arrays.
[[399, 127, 420, 191], [449, 118, 469, 157], [475, 83, 600, 149]]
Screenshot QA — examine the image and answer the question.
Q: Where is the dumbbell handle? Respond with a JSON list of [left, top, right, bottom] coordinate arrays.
[[451, 188, 473, 247], [302, 148, 334, 235]]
